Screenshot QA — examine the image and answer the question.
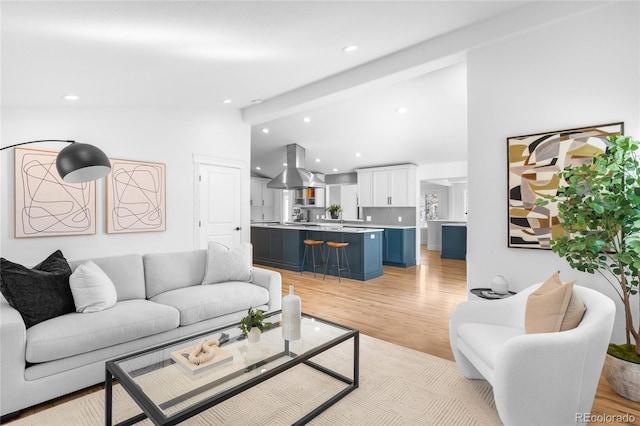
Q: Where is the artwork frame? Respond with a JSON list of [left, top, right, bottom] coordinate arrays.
[[14, 147, 96, 238], [106, 158, 166, 234], [507, 122, 624, 249]]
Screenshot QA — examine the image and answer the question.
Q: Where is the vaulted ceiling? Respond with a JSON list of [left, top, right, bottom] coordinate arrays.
[[2, 1, 531, 177]]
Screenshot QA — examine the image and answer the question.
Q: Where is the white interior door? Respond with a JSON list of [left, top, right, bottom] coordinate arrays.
[[197, 163, 242, 249]]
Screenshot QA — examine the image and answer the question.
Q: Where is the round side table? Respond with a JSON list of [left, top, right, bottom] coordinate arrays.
[[470, 288, 517, 300]]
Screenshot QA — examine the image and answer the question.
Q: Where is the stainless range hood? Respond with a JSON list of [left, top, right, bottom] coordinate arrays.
[[267, 144, 325, 189]]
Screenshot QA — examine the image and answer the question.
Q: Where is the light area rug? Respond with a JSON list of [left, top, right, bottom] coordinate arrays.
[[11, 335, 499, 425]]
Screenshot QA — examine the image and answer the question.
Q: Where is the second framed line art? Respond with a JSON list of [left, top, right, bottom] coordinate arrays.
[[106, 158, 166, 234]]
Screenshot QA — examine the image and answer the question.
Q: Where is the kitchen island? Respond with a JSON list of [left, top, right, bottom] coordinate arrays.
[[250, 223, 384, 281]]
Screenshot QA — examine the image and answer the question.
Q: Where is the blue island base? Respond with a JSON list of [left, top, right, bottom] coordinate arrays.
[[251, 226, 383, 281]]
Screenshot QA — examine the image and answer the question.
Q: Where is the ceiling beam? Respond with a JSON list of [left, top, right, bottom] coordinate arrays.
[[242, 0, 609, 125]]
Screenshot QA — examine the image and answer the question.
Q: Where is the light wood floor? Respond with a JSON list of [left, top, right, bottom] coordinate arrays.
[[7, 247, 640, 425], [275, 248, 640, 426]]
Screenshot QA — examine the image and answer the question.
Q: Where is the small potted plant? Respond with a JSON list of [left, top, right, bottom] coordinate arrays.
[[326, 204, 343, 220], [239, 307, 272, 343]]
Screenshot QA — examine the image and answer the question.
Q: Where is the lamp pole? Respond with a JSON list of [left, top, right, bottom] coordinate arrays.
[[0, 140, 111, 183], [0, 139, 76, 151]]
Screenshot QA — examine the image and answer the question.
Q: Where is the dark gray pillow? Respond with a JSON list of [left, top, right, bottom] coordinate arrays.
[[0, 250, 75, 328]]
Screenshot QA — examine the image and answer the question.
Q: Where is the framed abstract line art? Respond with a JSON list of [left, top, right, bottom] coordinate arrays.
[[106, 158, 166, 234], [14, 148, 96, 238], [507, 122, 623, 249]]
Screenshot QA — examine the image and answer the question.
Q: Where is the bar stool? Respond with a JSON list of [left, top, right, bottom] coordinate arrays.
[[323, 241, 351, 282], [301, 239, 325, 278]]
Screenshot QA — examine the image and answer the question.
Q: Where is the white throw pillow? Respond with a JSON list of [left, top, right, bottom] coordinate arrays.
[[69, 260, 118, 313], [202, 242, 253, 285]]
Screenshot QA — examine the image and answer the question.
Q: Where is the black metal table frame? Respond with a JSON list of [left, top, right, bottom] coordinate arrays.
[[105, 310, 359, 426]]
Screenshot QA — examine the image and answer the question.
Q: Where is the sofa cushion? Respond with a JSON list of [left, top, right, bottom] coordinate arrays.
[[69, 254, 146, 301], [525, 271, 586, 334], [69, 261, 118, 313], [25, 299, 180, 363], [143, 250, 207, 299], [0, 250, 75, 328], [151, 282, 269, 326], [202, 242, 253, 285], [457, 323, 524, 371]]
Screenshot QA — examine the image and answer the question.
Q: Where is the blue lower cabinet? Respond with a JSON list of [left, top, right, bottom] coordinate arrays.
[[251, 227, 301, 270], [251, 226, 271, 261], [321, 231, 383, 281], [361, 231, 384, 279], [383, 228, 416, 267], [281, 229, 301, 269], [441, 225, 467, 260], [251, 227, 383, 281]]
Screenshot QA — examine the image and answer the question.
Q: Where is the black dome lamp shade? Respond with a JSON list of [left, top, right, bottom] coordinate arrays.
[[55, 142, 111, 183], [0, 140, 111, 183]]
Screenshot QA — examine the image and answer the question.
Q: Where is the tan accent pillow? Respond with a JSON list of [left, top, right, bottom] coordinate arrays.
[[525, 271, 586, 334], [561, 286, 587, 332]]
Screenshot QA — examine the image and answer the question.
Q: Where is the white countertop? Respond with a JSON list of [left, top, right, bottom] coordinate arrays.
[[348, 224, 416, 230], [251, 223, 383, 233]]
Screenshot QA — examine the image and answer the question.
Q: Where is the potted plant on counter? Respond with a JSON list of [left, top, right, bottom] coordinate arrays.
[[326, 204, 343, 220], [538, 134, 640, 401], [239, 308, 272, 343]]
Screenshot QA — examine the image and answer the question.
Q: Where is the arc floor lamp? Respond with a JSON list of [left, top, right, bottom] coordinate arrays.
[[0, 140, 111, 183]]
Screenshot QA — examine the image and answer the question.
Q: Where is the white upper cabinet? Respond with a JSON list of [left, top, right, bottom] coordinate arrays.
[[250, 177, 279, 221], [356, 164, 417, 207], [357, 171, 374, 207], [250, 178, 263, 207]]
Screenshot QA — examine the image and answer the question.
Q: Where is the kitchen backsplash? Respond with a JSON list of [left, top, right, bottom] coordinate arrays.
[[361, 207, 416, 226], [304, 206, 416, 226]]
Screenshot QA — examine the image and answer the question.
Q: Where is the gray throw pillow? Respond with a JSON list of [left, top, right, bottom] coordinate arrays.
[[0, 250, 75, 328], [202, 242, 253, 285]]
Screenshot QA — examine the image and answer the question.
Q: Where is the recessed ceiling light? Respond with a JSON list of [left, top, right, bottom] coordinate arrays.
[[303, 116, 311, 123], [262, 128, 270, 134], [355, 152, 362, 157], [342, 45, 358, 53], [283, 162, 288, 167], [315, 158, 321, 163], [61, 94, 79, 101], [255, 166, 261, 170], [332, 168, 338, 172], [222, 99, 232, 104], [251, 99, 263, 104], [396, 107, 407, 114]]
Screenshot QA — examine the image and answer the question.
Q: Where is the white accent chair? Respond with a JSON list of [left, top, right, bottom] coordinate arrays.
[[450, 284, 615, 426]]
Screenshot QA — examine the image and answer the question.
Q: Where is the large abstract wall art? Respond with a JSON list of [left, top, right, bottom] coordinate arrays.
[[14, 148, 96, 238], [106, 158, 166, 234], [507, 122, 623, 249]]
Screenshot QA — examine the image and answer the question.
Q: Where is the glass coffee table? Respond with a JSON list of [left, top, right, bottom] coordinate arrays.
[[105, 310, 359, 425]]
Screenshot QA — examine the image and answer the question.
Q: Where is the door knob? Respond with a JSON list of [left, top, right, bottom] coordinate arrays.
[[234, 227, 242, 231]]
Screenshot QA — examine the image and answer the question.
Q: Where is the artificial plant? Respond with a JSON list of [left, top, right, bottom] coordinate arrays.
[[239, 307, 272, 336], [539, 134, 639, 362]]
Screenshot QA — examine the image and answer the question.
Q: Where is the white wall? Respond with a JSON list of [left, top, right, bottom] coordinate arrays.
[[418, 161, 467, 181], [467, 1, 639, 343], [1, 106, 250, 265]]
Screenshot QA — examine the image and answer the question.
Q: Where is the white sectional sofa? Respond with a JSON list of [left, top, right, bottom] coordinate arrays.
[[0, 248, 282, 418]]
